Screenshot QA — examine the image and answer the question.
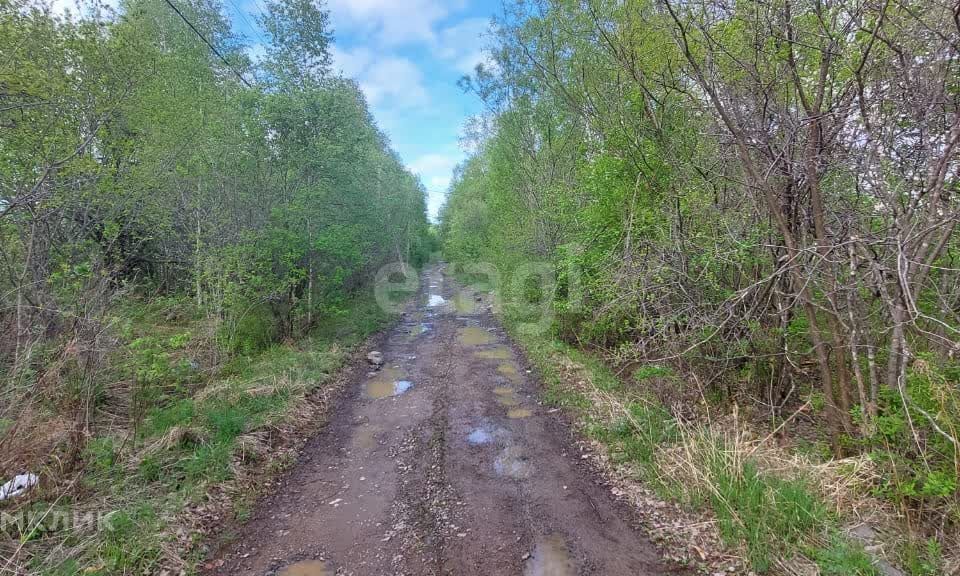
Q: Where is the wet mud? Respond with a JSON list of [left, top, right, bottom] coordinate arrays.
[[208, 264, 680, 576]]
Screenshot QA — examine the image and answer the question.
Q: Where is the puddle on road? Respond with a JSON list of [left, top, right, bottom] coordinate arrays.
[[405, 323, 433, 342], [366, 368, 414, 399], [507, 408, 533, 419], [409, 322, 432, 336], [454, 293, 478, 314], [278, 560, 332, 576], [428, 294, 446, 307], [467, 428, 493, 445], [494, 387, 529, 413], [497, 362, 521, 382], [496, 394, 519, 407], [494, 445, 533, 479], [458, 326, 494, 346], [523, 535, 575, 576], [474, 346, 512, 360]]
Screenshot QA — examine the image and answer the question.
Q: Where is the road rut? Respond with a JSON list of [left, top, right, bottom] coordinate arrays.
[[210, 264, 679, 576]]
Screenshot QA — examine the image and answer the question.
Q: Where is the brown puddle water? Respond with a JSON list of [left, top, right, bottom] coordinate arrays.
[[493, 386, 520, 407], [457, 326, 494, 346], [494, 387, 530, 415], [496, 394, 519, 407], [523, 535, 575, 576], [278, 560, 332, 576], [453, 292, 478, 314], [365, 367, 413, 399], [474, 346, 512, 360], [497, 362, 521, 382], [507, 408, 533, 419]]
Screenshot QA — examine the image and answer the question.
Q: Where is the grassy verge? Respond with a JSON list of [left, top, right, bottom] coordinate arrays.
[[2, 295, 397, 576], [500, 315, 883, 575]]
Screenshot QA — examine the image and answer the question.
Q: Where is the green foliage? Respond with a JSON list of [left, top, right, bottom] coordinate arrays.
[[708, 458, 825, 571], [507, 311, 873, 573], [58, 291, 397, 574], [180, 440, 234, 483], [808, 535, 879, 575], [597, 400, 678, 473], [96, 503, 163, 573], [83, 436, 121, 478], [1, 0, 429, 366], [899, 538, 943, 576], [1, 1, 429, 571], [868, 359, 959, 517], [441, 0, 956, 572], [218, 303, 278, 355], [128, 336, 196, 388], [141, 399, 196, 438], [633, 365, 674, 381]]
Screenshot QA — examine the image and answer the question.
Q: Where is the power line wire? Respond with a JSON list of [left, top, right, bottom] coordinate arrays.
[[225, 0, 267, 46], [250, 0, 271, 25], [223, 0, 268, 82], [161, 0, 254, 88]]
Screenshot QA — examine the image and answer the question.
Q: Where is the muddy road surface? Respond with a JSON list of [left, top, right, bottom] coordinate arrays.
[[210, 264, 679, 576]]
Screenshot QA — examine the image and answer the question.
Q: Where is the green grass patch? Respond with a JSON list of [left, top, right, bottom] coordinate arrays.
[[26, 292, 401, 576], [495, 300, 880, 575], [897, 537, 944, 576], [707, 456, 826, 571], [808, 535, 880, 575]]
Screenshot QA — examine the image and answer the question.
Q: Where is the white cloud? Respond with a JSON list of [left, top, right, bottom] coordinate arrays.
[[428, 175, 451, 189], [409, 153, 462, 221], [426, 188, 447, 223], [323, 4, 489, 223], [328, 2, 491, 75], [452, 50, 490, 75], [47, 0, 120, 19], [332, 47, 429, 110], [328, 0, 464, 47], [409, 153, 459, 177], [360, 58, 429, 108], [330, 46, 373, 77], [435, 17, 491, 74]]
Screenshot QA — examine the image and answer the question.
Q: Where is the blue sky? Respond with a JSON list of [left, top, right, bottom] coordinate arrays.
[[230, 0, 500, 221], [52, 0, 497, 219]]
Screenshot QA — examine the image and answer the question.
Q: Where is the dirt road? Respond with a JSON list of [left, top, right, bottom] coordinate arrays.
[[210, 264, 678, 576]]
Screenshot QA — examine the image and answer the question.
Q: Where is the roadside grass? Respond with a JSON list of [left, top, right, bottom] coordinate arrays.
[[3, 294, 396, 576], [502, 314, 882, 575]]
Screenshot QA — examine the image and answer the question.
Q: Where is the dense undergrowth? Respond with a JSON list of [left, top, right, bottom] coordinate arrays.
[[440, 0, 959, 572], [1, 292, 399, 575], [485, 285, 933, 574], [0, 0, 431, 573]]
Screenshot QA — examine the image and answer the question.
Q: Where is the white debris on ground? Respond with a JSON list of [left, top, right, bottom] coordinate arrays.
[[366, 351, 384, 367], [0, 473, 39, 501]]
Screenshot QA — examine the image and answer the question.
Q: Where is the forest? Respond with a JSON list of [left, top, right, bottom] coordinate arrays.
[[3, 0, 960, 573], [442, 0, 959, 573], [1, 0, 429, 572]]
